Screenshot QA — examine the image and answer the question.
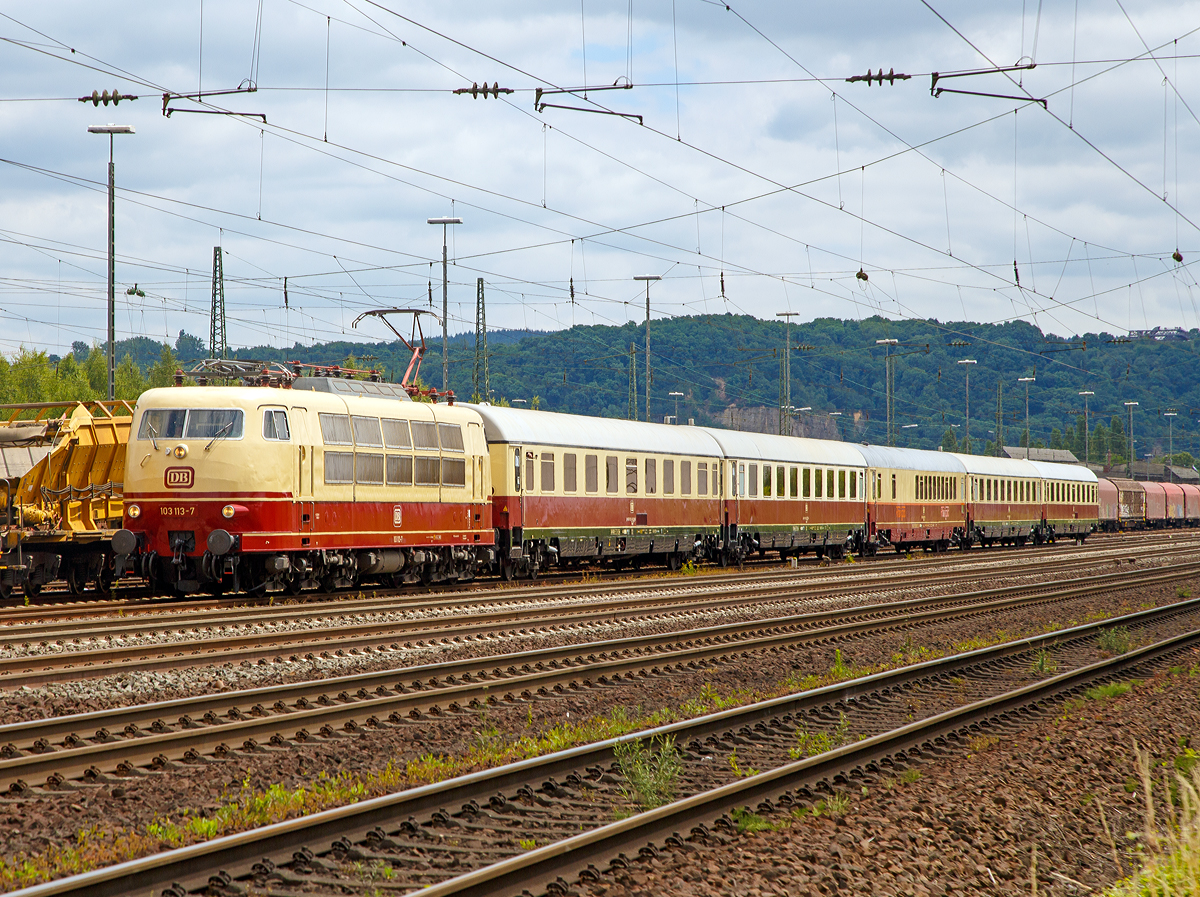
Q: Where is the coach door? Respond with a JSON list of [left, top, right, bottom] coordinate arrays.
[[291, 407, 315, 534]]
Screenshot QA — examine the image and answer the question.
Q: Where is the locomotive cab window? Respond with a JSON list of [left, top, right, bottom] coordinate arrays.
[[262, 409, 290, 441]]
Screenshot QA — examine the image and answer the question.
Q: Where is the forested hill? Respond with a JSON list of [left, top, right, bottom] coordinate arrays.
[[11, 314, 1200, 460]]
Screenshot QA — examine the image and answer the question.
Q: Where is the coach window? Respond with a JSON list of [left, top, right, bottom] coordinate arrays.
[[664, 459, 675, 495], [803, 468, 812, 498], [382, 419, 411, 450], [838, 470, 846, 499], [411, 421, 440, 451], [526, 453, 536, 492], [318, 412, 353, 445], [541, 453, 556, 492], [738, 462, 746, 497], [761, 464, 771, 497], [606, 456, 618, 493], [564, 454, 577, 492], [352, 416, 383, 448], [415, 456, 440, 487], [626, 457, 638, 494], [681, 460, 692, 495], [442, 457, 466, 487], [748, 464, 758, 497], [324, 452, 354, 484], [827, 469, 835, 500], [891, 473, 897, 500], [386, 454, 413, 486], [814, 468, 822, 498], [262, 409, 290, 441], [645, 458, 657, 494], [438, 424, 465, 452], [777, 465, 786, 498], [697, 463, 708, 495], [790, 467, 798, 498], [851, 471, 858, 499], [356, 453, 384, 485], [585, 454, 598, 493], [716, 462, 722, 497]]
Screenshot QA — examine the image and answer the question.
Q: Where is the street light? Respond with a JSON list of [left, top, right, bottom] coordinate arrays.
[[634, 275, 661, 423], [668, 391, 684, 425], [1124, 401, 1139, 478], [1018, 377, 1036, 454], [876, 339, 899, 446], [1078, 391, 1094, 463], [512, 398, 528, 406], [1165, 410, 1177, 479], [88, 123, 135, 400], [427, 216, 463, 392], [957, 359, 976, 453], [777, 311, 800, 435]]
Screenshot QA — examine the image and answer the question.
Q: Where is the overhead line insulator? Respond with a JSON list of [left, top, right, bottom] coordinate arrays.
[[454, 82, 513, 99], [845, 68, 911, 86], [78, 89, 138, 106]]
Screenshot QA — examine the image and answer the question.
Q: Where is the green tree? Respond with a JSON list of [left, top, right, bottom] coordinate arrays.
[[941, 428, 958, 452], [1109, 415, 1126, 462], [147, 345, 179, 389], [82, 347, 107, 396], [51, 354, 98, 402], [9, 347, 54, 403], [175, 330, 206, 360], [1050, 427, 1064, 451], [115, 353, 146, 400]]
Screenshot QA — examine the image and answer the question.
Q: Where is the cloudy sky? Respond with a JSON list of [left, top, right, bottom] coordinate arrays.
[[2, 0, 1199, 359]]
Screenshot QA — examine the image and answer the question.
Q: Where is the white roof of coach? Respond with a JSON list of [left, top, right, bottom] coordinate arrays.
[[857, 444, 968, 473], [947, 452, 1040, 478], [698, 428, 868, 467], [1023, 459, 1098, 483], [465, 405, 725, 457]]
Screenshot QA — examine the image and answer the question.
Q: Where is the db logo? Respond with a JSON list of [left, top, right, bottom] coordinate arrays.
[[165, 467, 195, 489], [392, 505, 403, 527]]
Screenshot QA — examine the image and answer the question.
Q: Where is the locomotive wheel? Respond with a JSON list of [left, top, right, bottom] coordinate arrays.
[[501, 561, 515, 581], [527, 562, 538, 581], [0, 578, 10, 602], [667, 553, 681, 571], [24, 579, 42, 598]]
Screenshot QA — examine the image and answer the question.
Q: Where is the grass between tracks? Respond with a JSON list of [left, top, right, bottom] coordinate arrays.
[[0, 604, 1156, 889]]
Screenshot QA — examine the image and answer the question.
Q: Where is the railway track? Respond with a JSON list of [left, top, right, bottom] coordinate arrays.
[[1, 541, 1194, 689], [4, 529, 1191, 621], [11, 587, 1199, 896], [3, 557, 1198, 795]]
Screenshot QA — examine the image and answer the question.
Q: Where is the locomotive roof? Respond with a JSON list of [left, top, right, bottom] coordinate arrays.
[[856, 444, 968, 473], [1022, 459, 1098, 483], [464, 405, 725, 456], [697, 428, 868, 467]]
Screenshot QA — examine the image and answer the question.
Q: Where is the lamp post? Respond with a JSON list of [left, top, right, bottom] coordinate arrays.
[[777, 311, 800, 435], [1124, 401, 1138, 478], [634, 275, 661, 422], [88, 124, 135, 400], [668, 391, 684, 425], [1165, 410, 1177, 480], [829, 411, 843, 439], [1018, 377, 1036, 454], [957, 359, 976, 452], [1078, 391, 1094, 463], [876, 339, 899, 446], [427, 216, 462, 392], [512, 398, 527, 407]]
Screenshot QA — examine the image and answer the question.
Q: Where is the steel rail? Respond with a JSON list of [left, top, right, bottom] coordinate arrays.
[[4, 562, 1200, 795], [2, 547, 1193, 690], [10, 597, 1199, 897]]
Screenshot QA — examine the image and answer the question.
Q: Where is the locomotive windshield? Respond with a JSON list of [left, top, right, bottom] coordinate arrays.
[[138, 408, 244, 441]]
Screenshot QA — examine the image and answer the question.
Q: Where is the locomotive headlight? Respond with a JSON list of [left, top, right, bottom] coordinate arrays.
[[221, 504, 236, 519], [126, 504, 141, 519], [173, 444, 188, 459]]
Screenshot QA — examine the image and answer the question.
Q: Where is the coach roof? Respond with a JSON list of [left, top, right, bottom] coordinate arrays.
[[857, 444, 968, 473], [699, 428, 868, 467], [466, 405, 725, 456], [1022, 459, 1099, 483]]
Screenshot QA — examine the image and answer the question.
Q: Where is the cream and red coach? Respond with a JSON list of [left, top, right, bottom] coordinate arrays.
[[114, 378, 492, 594]]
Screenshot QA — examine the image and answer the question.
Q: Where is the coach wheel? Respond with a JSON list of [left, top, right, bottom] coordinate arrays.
[[95, 566, 114, 598], [527, 561, 539, 581], [66, 564, 88, 596], [0, 578, 10, 602], [501, 561, 515, 581], [667, 553, 681, 572]]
